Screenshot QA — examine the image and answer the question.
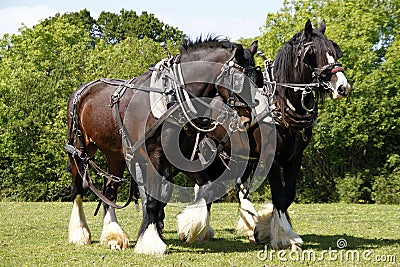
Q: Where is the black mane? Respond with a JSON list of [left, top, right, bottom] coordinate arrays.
[[274, 29, 338, 85], [273, 26, 340, 106], [179, 35, 235, 54]]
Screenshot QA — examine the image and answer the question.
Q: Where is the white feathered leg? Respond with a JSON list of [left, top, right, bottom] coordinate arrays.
[[270, 208, 303, 250], [253, 202, 274, 245], [196, 215, 214, 242], [68, 195, 91, 245], [236, 186, 258, 242], [255, 202, 303, 250], [177, 197, 209, 243], [100, 207, 129, 250], [134, 223, 167, 255]]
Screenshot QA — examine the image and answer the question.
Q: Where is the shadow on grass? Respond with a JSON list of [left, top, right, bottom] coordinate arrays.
[[156, 230, 400, 254], [301, 234, 400, 250], [162, 228, 262, 254]]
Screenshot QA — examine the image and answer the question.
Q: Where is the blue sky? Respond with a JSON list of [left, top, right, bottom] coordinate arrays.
[[0, 0, 284, 40]]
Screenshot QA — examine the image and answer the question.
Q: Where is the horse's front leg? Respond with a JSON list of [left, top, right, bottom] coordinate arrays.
[[254, 160, 303, 250], [134, 195, 167, 254], [195, 202, 214, 242], [192, 185, 214, 242], [236, 160, 259, 242], [100, 181, 129, 250], [177, 183, 214, 243], [68, 157, 91, 246], [237, 122, 275, 243]]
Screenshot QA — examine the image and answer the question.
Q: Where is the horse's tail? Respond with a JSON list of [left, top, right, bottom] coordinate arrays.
[[65, 88, 80, 174], [66, 89, 78, 143]]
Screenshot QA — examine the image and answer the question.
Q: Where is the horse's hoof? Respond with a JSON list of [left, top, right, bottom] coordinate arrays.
[[196, 226, 214, 242], [248, 235, 256, 243], [278, 241, 302, 251], [291, 243, 302, 251], [178, 233, 188, 243], [101, 232, 129, 250]]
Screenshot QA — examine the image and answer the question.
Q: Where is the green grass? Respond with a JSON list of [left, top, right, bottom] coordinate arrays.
[[0, 202, 399, 267]]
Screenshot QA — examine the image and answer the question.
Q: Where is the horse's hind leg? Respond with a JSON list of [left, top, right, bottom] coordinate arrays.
[[100, 158, 129, 250], [237, 184, 258, 243], [134, 151, 167, 255], [68, 156, 91, 245], [101, 205, 129, 250]]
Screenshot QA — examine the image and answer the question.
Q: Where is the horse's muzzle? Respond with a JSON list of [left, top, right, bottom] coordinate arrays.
[[331, 83, 351, 100], [337, 85, 348, 97]]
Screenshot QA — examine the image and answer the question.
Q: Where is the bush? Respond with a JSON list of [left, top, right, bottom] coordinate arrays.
[[335, 171, 372, 203], [372, 154, 400, 204]]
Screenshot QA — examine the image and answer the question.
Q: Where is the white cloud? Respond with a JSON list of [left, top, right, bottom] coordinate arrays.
[[0, 4, 56, 36]]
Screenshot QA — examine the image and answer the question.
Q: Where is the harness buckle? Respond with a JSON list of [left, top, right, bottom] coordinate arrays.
[[227, 97, 236, 107], [215, 107, 228, 125], [229, 112, 240, 132]]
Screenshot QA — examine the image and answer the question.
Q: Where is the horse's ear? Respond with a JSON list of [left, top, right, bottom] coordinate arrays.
[[331, 40, 343, 59], [304, 19, 313, 37], [248, 40, 258, 56], [234, 44, 245, 60], [318, 20, 326, 34]]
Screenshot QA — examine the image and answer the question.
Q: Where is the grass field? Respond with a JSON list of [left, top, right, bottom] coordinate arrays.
[[0, 202, 399, 267]]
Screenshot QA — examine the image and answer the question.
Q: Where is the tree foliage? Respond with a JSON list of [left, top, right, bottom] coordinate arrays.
[[0, 1, 399, 203], [0, 10, 174, 200], [96, 10, 183, 44]]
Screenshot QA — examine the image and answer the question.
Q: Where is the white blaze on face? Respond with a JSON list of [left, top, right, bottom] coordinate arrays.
[[326, 52, 351, 99]]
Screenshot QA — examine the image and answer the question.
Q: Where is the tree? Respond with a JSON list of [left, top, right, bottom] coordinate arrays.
[[0, 10, 175, 201], [1, 3, 398, 203], [96, 10, 184, 44], [0, 16, 92, 200]]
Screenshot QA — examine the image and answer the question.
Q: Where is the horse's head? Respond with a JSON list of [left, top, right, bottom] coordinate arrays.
[[179, 37, 260, 131], [297, 19, 351, 100], [274, 20, 351, 102]]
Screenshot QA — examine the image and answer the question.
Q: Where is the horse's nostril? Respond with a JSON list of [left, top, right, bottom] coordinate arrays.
[[338, 85, 346, 95]]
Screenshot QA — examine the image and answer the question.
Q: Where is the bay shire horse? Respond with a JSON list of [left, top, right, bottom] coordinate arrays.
[[237, 20, 351, 249], [66, 37, 259, 254]]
